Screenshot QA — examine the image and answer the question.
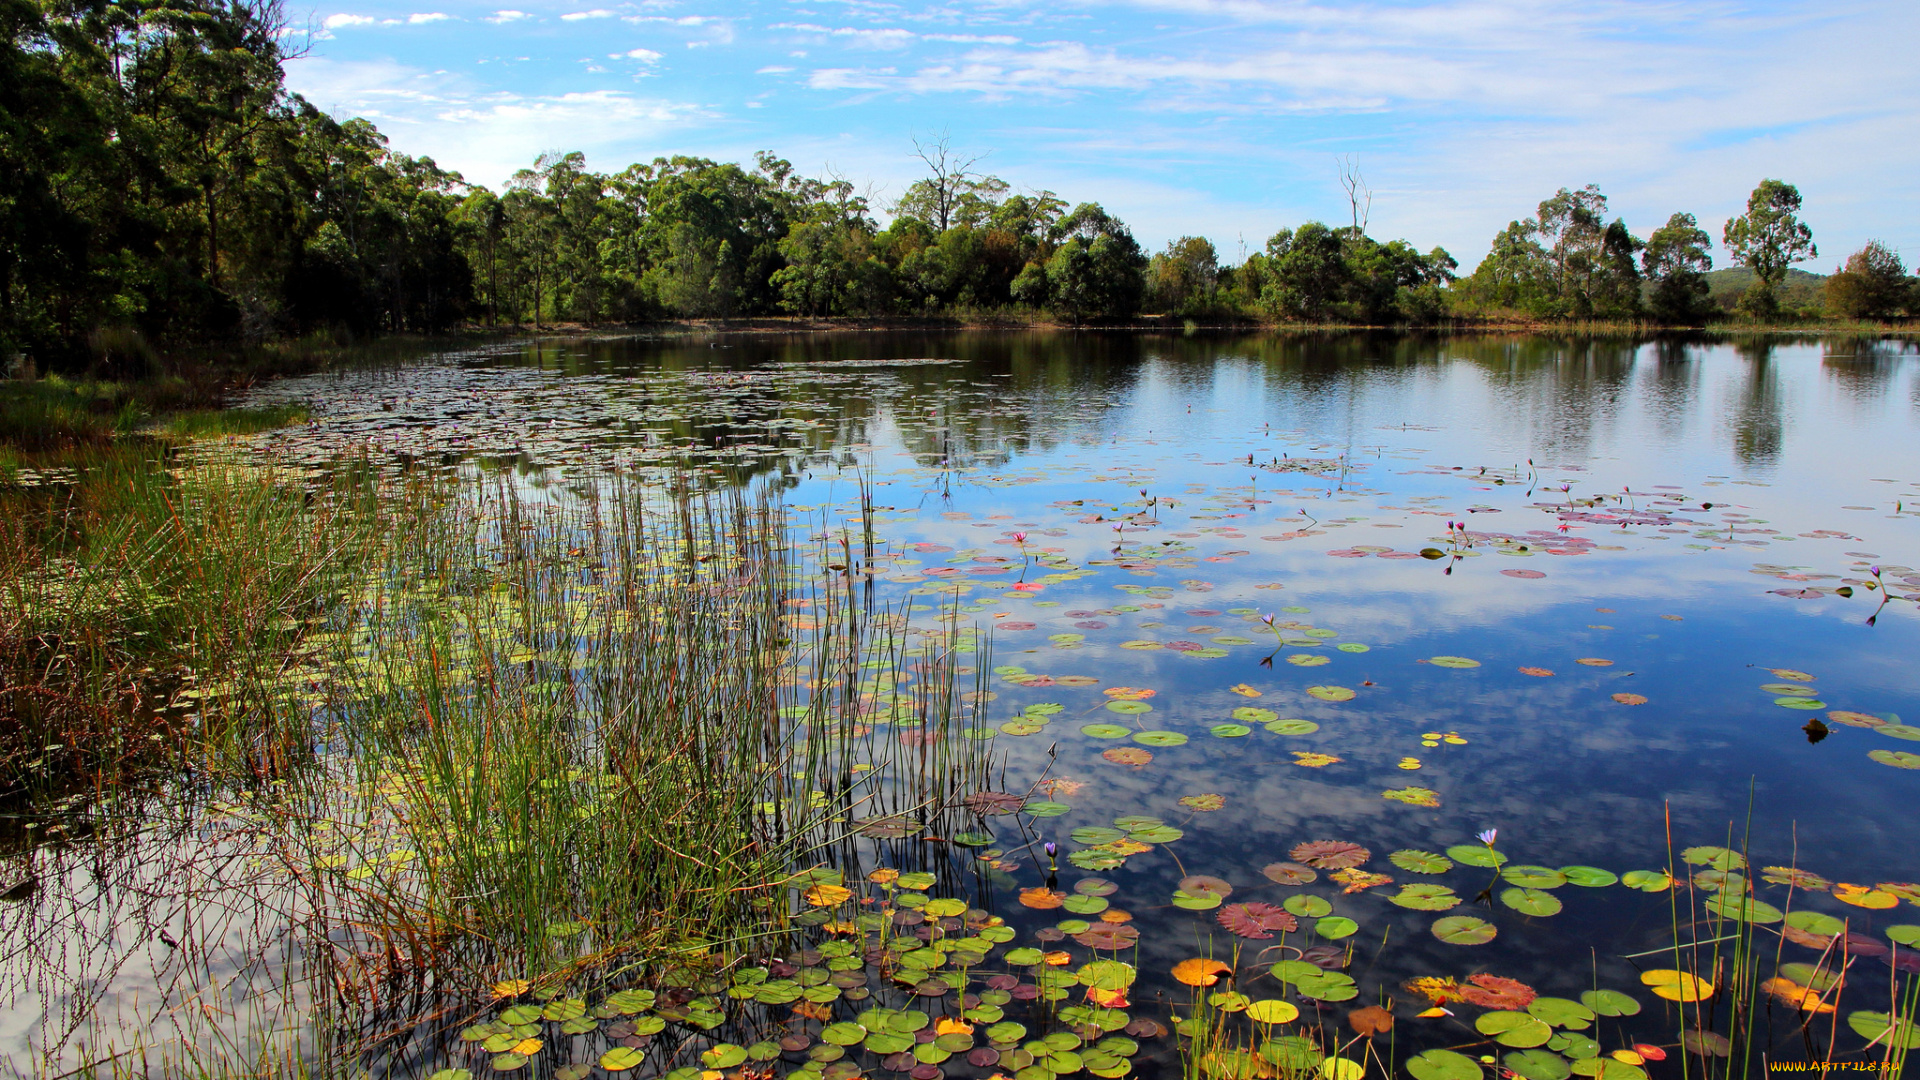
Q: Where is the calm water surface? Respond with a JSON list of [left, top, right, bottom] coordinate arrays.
[[12, 331, 1920, 1076]]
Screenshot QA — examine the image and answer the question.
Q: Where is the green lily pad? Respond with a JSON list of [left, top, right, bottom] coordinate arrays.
[[1081, 724, 1132, 739], [1390, 849, 1454, 874], [1283, 894, 1332, 918], [1559, 866, 1618, 887], [1233, 707, 1279, 723], [1336, 643, 1370, 653], [1064, 894, 1109, 914], [863, 1032, 915, 1054], [1447, 844, 1509, 868], [1847, 1012, 1920, 1050], [1785, 910, 1846, 936], [1433, 915, 1497, 945], [1502, 865, 1568, 889], [1106, 700, 1153, 714], [1775, 697, 1826, 710], [1390, 884, 1461, 911], [1478, 1012, 1553, 1048], [1315, 916, 1358, 939], [1211, 723, 1253, 737], [1133, 730, 1188, 747], [1870, 749, 1920, 769], [1620, 870, 1671, 892], [823, 1023, 868, 1046], [1505, 1051, 1572, 1080], [1681, 846, 1747, 870], [1885, 926, 1920, 947], [1704, 895, 1783, 924], [1173, 890, 1223, 911], [1260, 1037, 1326, 1070], [1429, 656, 1482, 669], [1072, 827, 1126, 845], [1578, 990, 1639, 1017], [703, 1045, 748, 1069], [1306, 685, 1356, 702], [1264, 718, 1319, 735], [1528, 998, 1596, 1027], [1406, 1050, 1482, 1080], [1501, 888, 1563, 916], [1024, 800, 1072, 817]]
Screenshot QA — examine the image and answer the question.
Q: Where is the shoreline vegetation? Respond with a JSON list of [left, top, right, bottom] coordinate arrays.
[[6, 0, 1918, 395]]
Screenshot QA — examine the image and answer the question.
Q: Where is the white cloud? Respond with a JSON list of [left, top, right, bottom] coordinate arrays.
[[285, 57, 707, 187], [408, 12, 450, 23], [756, 65, 795, 74], [622, 47, 663, 61], [321, 13, 377, 29], [485, 9, 530, 22], [561, 9, 615, 20]]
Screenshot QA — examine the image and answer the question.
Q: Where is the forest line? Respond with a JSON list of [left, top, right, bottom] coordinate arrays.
[[4, 0, 1916, 375]]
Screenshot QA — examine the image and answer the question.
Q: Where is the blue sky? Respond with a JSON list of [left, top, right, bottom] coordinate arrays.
[[285, 0, 1919, 271]]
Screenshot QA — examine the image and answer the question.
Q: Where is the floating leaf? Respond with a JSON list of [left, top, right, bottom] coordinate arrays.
[[805, 884, 852, 907], [1383, 786, 1441, 807], [1316, 916, 1358, 939], [1502, 888, 1563, 916], [1106, 700, 1153, 715], [1232, 707, 1279, 723], [1703, 895, 1783, 923], [1429, 656, 1481, 669], [1640, 970, 1713, 1002], [1478, 1011, 1553, 1048], [1172, 958, 1232, 987], [1024, 800, 1072, 818], [1461, 975, 1537, 1010], [1847, 1012, 1920, 1049], [1020, 888, 1067, 910], [1559, 866, 1618, 888], [1390, 884, 1462, 911], [1082, 723, 1132, 739], [1870, 749, 1920, 769], [1527, 998, 1595, 1027], [1503, 865, 1568, 889], [1620, 870, 1671, 892], [1336, 642, 1370, 653], [1611, 693, 1647, 705], [1245, 1000, 1299, 1024], [1133, 730, 1188, 747], [1262, 862, 1317, 885], [1179, 794, 1226, 811], [1230, 684, 1262, 698], [1103, 747, 1152, 766], [1574, 658, 1613, 667], [1519, 667, 1556, 677], [1283, 894, 1333, 918], [1579, 989, 1640, 1017], [1181, 875, 1234, 898], [1433, 915, 1497, 945], [1447, 844, 1509, 868], [1505, 1050, 1572, 1080], [1406, 1050, 1483, 1080], [1785, 910, 1847, 936], [1265, 717, 1320, 735], [1291, 841, 1370, 869], [1219, 902, 1297, 939], [1211, 723, 1254, 737], [1391, 850, 1454, 874], [1306, 685, 1356, 702], [1834, 883, 1899, 908]]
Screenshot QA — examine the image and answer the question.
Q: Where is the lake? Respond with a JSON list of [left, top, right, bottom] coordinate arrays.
[[7, 331, 1920, 1080]]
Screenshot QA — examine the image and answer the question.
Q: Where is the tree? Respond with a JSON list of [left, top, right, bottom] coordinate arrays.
[[894, 134, 1006, 233], [1259, 223, 1348, 321], [1823, 241, 1909, 320], [1036, 204, 1146, 322], [1723, 179, 1816, 318], [1146, 237, 1219, 316], [1641, 212, 1714, 324]]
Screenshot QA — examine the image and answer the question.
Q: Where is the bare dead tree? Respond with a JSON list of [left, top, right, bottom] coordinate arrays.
[[1339, 156, 1371, 239], [909, 131, 988, 233]]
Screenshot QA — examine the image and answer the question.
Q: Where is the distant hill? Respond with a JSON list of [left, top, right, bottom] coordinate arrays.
[[1703, 266, 1827, 312]]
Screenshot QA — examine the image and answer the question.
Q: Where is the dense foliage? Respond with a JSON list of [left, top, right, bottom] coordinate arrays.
[[3, 0, 1912, 372]]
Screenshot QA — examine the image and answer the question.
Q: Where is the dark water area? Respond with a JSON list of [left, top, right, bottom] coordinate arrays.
[[12, 330, 1920, 1078]]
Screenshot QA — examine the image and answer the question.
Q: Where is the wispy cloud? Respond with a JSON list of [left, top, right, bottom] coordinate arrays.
[[485, 9, 531, 22], [408, 12, 450, 23], [561, 9, 615, 20], [321, 13, 378, 29]]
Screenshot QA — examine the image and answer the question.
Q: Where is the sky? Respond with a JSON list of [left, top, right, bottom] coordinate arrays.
[[283, 0, 1920, 270]]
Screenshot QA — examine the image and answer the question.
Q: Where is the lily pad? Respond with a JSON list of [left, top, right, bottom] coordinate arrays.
[[1681, 846, 1746, 871], [1081, 724, 1132, 739], [1429, 656, 1482, 669], [1478, 1012, 1553, 1048], [1390, 884, 1461, 911], [1502, 888, 1564, 916], [1502, 865, 1568, 889], [1620, 870, 1671, 892], [1283, 894, 1333, 918], [1527, 998, 1596, 1027], [1447, 844, 1509, 868], [1306, 685, 1356, 702], [1433, 915, 1497, 945], [1847, 1012, 1920, 1050], [1785, 910, 1846, 936], [1579, 989, 1640, 1017], [1232, 707, 1279, 723], [1505, 1051, 1572, 1080], [1406, 1050, 1483, 1080], [1106, 700, 1153, 715], [1264, 717, 1320, 735], [1315, 916, 1359, 939], [1390, 849, 1454, 874], [1703, 895, 1783, 924], [1133, 730, 1188, 747], [1559, 866, 1618, 888]]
